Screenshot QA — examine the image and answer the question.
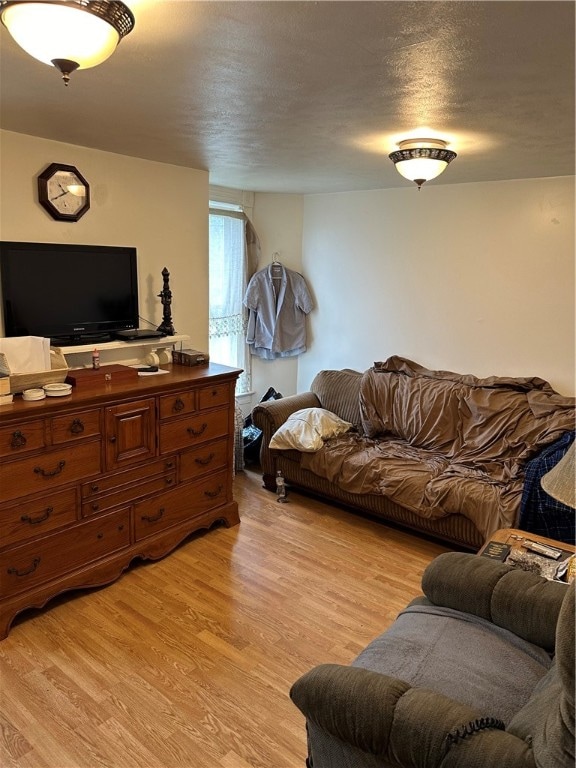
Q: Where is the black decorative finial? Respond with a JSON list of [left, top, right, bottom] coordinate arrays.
[[157, 267, 176, 336]]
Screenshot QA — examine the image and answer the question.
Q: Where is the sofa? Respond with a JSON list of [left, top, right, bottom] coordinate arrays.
[[290, 551, 574, 768], [252, 357, 575, 550]]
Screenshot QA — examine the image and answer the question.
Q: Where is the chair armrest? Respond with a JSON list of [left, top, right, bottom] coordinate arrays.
[[422, 552, 568, 652], [252, 392, 321, 477], [291, 664, 536, 768]]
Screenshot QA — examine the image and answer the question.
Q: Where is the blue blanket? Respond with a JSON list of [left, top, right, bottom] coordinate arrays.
[[519, 431, 575, 545]]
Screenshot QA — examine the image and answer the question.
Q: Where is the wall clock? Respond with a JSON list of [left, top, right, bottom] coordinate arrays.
[[38, 163, 90, 222]]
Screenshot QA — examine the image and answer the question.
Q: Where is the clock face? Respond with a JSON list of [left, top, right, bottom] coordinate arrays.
[[38, 163, 90, 221]]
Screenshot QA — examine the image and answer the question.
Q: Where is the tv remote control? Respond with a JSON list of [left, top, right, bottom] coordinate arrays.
[[522, 541, 563, 560]]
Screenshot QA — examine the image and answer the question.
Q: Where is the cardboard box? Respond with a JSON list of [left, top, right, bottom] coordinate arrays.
[[66, 364, 138, 389]]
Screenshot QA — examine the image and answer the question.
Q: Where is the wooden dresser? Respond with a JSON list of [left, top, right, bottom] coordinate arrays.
[[0, 363, 241, 638]]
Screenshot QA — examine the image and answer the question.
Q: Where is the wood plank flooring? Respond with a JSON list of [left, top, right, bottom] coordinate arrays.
[[0, 469, 449, 768]]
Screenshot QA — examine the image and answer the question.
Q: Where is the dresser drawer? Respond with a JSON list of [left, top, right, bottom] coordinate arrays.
[[0, 508, 130, 598], [51, 409, 101, 445], [134, 470, 228, 541], [198, 383, 229, 410], [0, 488, 77, 549], [81, 472, 177, 517], [180, 438, 229, 482], [0, 420, 45, 458], [81, 456, 177, 499], [159, 409, 228, 454], [0, 440, 102, 503], [159, 391, 196, 419]]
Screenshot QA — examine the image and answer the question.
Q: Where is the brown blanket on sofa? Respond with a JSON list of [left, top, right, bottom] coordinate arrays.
[[301, 358, 575, 538]]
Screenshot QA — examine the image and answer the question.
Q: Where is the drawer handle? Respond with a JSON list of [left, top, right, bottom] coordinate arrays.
[[21, 508, 52, 525], [97, 533, 104, 540], [92, 503, 100, 512], [10, 431, 27, 449], [165, 460, 175, 470], [34, 460, 66, 478], [195, 453, 215, 466], [142, 507, 164, 524], [173, 398, 185, 412], [211, 389, 219, 397], [165, 477, 174, 485], [109, 436, 117, 443], [187, 423, 207, 438], [91, 484, 99, 493], [8, 558, 40, 578], [204, 484, 223, 499], [69, 419, 85, 435]]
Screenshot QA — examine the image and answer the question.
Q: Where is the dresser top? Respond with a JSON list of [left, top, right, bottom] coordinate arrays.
[[0, 363, 241, 422]]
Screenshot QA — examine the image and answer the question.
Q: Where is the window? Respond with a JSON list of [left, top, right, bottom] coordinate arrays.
[[208, 205, 251, 394]]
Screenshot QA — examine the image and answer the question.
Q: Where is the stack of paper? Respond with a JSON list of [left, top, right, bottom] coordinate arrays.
[[0, 336, 51, 373]]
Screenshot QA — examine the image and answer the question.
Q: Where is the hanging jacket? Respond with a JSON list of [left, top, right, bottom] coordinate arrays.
[[244, 264, 313, 358]]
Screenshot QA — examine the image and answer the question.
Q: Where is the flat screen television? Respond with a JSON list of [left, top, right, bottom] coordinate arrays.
[[0, 241, 139, 345]]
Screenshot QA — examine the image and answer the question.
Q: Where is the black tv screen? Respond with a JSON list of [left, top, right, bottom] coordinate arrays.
[[0, 241, 139, 344]]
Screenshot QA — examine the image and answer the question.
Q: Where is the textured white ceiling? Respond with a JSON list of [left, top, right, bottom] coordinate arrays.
[[0, 1, 574, 193]]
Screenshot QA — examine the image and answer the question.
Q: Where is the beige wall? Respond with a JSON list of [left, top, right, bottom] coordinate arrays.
[[0, 130, 209, 349], [3, 130, 573, 398], [250, 192, 304, 399], [300, 176, 575, 396]]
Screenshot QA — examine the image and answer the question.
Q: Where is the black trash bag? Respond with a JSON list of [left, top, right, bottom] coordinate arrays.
[[243, 387, 282, 464]]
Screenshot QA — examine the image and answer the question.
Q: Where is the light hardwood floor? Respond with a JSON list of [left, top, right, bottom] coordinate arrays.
[[0, 469, 449, 768]]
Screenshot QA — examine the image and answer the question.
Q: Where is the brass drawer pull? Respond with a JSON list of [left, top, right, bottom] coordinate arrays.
[[21, 507, 53, 525], [195, 453, 215, 466], [204, 484, 223, 498], [10, 431, 27, 449], [142, 507, 164, 524], [187, 423, 207, 438], [8, 558, 40, 577], [34, 460, 66, 478], [173, 398, 185, 412], [69, 419, 85, 435]]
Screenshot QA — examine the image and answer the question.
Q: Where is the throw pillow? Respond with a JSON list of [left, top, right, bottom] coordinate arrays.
[[269, 408, 353, 452]]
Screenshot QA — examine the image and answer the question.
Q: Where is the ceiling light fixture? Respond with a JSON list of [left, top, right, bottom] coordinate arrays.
[[389, 138, 457, 190], [0, 0, 135, 86]]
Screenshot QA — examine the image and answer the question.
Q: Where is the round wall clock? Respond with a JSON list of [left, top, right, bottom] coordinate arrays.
[[38, 163, 90, 222]]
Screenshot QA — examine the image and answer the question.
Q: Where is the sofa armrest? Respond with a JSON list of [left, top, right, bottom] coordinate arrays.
[[422, 552, 568, 652], [291, 664, 536, 768], [252, 392, 321, 478]]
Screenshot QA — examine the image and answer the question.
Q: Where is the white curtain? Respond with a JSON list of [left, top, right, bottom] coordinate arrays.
[[208, 211, 251, 393]]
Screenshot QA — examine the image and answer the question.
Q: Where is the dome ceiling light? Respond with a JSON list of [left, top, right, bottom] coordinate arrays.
[[389, 138, 457, 190], [0, 0, 135, 86]]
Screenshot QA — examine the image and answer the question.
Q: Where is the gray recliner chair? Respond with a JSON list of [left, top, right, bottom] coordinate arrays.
[[290, 552, 574, 768]]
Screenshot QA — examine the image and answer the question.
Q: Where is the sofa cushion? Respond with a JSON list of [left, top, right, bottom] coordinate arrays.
[[301, 434, 450, 516], [311, 368, 363, 428], [269, 407, 353, 452], [422, 552, 568, 652], [456, 385, 576, 466], [353, 602, 552, 726], [360, 363, 464, 455], [301, 435, 518, 537]]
